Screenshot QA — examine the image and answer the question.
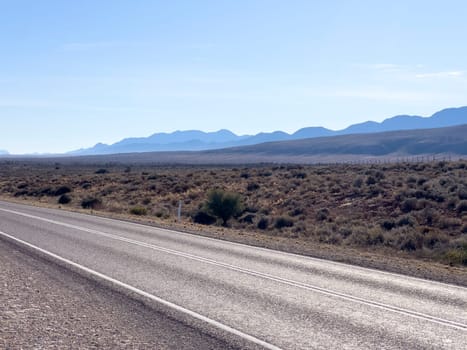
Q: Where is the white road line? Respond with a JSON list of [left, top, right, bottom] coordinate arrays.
[[0, 230, 283, 350], [1, 206, 466, 331], [2, 200, 466, 291]]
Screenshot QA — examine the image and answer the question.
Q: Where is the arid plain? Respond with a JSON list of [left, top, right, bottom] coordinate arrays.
[[1, 159, 466, 285]]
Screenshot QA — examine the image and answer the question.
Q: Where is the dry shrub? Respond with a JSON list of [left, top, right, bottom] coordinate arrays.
[[274, 216, 294, 229], [81, 197, 102, 209], [130, 206, 147, 216]]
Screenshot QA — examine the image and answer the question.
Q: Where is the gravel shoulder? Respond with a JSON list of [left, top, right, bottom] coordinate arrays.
[[0, 239, 236, 350]]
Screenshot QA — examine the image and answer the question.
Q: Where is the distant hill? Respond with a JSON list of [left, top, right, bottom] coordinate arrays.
[[217, 124, 467, 158], [31, 124, 464, 165], [69, 130, 249, 155], [69, 106, 467, 156], [0, 150, 9, 155], [339, 107, 467, 134]]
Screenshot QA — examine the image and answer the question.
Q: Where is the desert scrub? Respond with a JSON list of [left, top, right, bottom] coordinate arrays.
[[246, 182, 260, 191], [129, 206, 147, 216], [274, 216, 294, 229], [444, 245, 467, 266], [52, 186, 72, 196], [456, 200, 467, 214], [81, 197, 102, 209], [95, 168, 109, 174], [192, 210, 217, 225], [58, 194, 71, 204], [257, 217, 269, 230], [1, 160, 467, 266], [315, 208, 330, 221]]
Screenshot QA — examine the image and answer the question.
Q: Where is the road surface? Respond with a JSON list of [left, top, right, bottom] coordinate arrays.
[[0, 200, 466, 349]]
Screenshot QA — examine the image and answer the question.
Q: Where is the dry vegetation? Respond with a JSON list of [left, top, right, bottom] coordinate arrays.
[[1, 160, 466, 267]]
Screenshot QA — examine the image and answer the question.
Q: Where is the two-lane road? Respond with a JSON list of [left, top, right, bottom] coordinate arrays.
[[0, 200, 466, 349]]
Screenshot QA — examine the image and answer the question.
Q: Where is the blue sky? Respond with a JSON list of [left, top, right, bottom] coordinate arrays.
[[1, 0, 466, 154]]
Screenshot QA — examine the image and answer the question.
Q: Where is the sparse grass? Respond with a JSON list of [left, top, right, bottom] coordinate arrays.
[[1, 160, 467, 266]]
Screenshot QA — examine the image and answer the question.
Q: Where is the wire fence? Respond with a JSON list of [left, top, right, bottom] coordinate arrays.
[[314, 154, 467, 166]]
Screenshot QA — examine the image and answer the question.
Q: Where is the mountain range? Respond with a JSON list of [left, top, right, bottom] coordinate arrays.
[[44, 124, 466, 165], [70, 106, 467, 155]]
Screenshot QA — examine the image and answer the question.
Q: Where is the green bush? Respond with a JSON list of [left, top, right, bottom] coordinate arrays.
[[205, 189, 244, 226]]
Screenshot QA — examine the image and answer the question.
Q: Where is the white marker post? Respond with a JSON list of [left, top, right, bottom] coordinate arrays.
[[177, 200, 182, 222]]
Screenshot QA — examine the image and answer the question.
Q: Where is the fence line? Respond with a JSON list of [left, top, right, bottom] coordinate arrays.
[[314, 154, 467, 166]]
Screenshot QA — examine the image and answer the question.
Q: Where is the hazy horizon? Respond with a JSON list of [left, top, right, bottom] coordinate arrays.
[[2, 1, 466, 154]]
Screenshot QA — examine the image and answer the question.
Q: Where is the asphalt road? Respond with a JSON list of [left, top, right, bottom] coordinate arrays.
[[0, 200, 466, 349]]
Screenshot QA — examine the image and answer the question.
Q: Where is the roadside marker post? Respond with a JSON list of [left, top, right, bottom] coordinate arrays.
[[177, 200, 182, 222]]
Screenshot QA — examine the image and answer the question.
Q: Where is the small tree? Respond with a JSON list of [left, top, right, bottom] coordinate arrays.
[[205, 189, 244, 226]]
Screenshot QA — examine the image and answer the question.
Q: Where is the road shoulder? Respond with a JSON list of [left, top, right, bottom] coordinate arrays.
[[0, 239, 236, 350]]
